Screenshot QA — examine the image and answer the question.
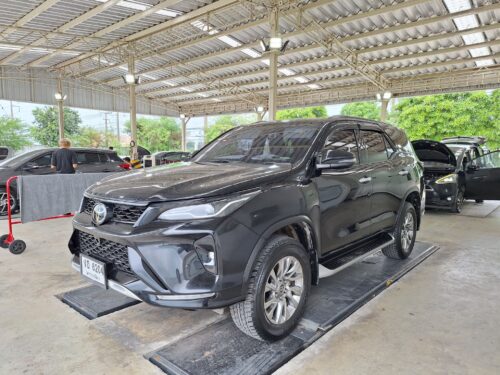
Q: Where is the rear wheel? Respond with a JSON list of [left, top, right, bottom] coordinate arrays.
[[0, 188, 17, 216], [383, 202, 417, 260], [475, 199, 484, 203], [230, 235, 311, 341]]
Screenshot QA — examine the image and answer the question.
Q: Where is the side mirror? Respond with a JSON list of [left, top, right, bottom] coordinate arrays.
[[317, 150, 356, 170]]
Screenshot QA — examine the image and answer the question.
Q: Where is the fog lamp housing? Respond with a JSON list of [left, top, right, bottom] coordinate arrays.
[[194, 235, 217, 274]]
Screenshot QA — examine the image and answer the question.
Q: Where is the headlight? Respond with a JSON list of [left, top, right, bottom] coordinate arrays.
[[158, 191, 259, 221], [435, 174, 457, 184]]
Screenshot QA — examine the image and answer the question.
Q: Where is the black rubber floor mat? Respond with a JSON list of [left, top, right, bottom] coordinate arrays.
[[149, 241, 438, 375], [60, 285, 140, 320], [149, 318, 304, 375]]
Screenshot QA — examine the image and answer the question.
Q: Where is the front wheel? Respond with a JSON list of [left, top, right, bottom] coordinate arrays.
[[383, 202, 417, 260], [230, 235, 311, 341], [451, 187, 465, 213], [0, 188, 17, 216]]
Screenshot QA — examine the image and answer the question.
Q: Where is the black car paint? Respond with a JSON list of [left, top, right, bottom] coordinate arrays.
[[69, 117, 424, 309]]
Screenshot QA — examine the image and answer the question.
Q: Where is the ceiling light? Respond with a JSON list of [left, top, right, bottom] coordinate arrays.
[[462, 32, 485, 45], [443, 0, 472, 13], [294, 76, 309, 83], [475, 59, 494, 67], [269, 37, 282, 50], [241, 48, 261, 58], [117, 0, 148, 11], [156, 9, 183, 17], [162, 80, 176, 87], [279, 68, 295, 76], [453, 15, 478, 30], [256, 105, 265, 113], [469, 47, 490, 57], [261, 59, 270, 66], [217, 35, 242, 47], [180, 113, 186, 119], [122, 73, 140, 85], [54, 92, 67, 101], [383, 91, 392, 100], [308, 84, 321, 89]]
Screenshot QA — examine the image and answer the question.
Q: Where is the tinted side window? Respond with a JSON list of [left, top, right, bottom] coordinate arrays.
[[360, 130, 388, 163], [31, 154, 52, 167], [383, 135, 396, 157], [321, 129, 359, 163], [77, 152, 101, 164], [108, 153, 122, 162]]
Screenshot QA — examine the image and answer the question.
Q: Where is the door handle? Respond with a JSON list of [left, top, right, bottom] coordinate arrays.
[[398, 170, 409, 176], [358, 176, 372, 184]]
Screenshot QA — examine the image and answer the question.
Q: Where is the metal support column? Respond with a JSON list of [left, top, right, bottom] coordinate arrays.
[[268, 8, 279, 121], [128, 54, 138, 160], [203, 116, 208, 145], [181, 116, 187, 151], [380, 99, 389, 122], [57, 78, 64, 140]]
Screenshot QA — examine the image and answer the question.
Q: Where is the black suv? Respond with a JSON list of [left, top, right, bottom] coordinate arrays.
[[69, 117, 424, 340], [0, 148, 128, 215]]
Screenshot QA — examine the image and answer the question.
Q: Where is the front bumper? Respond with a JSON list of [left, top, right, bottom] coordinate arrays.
[[69, 212, 258, 309], [424, 182, 458, 209]]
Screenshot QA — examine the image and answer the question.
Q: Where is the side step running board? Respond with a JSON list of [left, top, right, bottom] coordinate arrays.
[[318, 235, 395, 279]]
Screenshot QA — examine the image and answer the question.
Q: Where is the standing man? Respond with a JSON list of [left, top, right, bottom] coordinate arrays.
[[51, 138, 78, 174]]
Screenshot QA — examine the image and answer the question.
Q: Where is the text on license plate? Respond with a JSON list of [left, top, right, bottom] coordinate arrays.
[[81, 254, 107, 287]]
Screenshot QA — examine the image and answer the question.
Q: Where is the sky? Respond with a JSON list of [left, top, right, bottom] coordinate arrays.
[[0, 98, 344, 149]]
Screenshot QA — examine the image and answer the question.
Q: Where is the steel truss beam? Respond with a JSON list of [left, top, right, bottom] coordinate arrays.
[[99, 1, 498, 87], [177, 68, 500, 116]]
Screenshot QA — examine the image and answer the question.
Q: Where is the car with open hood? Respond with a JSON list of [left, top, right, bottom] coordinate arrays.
[[69, 117, 425, 341]]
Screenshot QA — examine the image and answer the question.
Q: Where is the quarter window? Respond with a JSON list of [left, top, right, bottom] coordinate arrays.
[[321, 129, 360, 163], [360, 130, 388, 163], [31, 154, 52, 167]]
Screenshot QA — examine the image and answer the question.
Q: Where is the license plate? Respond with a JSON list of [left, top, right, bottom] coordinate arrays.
[[80, 254, 107, 288]]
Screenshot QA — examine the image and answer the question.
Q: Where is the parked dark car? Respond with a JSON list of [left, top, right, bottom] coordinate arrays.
[[69, 117, 424, 340], [413, 140, 500, 212], [412, 140, 467, 212], [0, 146, 14, 161], [143, 151, 191, 167], [0, 148, 128, 215]]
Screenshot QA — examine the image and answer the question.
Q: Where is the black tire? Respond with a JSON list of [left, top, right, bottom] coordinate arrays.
[[0, 234, 9, 249], [230, 235, 311, 341], [383, 202, 417, 260], [475, 199, 484, 203], [0, 188, 18, 216], [451, 187, 465, 213], [9, 239, 26, 255]]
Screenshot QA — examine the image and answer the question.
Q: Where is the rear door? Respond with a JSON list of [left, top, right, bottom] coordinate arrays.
[[465, 150, 500, 200]]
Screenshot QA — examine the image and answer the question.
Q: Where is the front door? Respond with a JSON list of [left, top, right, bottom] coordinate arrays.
[[314, 126, 373, 254], [465, 150, 500, 200], [21, 153, 53, 175]]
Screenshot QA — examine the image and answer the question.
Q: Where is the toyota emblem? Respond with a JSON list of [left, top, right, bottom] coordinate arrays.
[[92, 203, 109, 226]]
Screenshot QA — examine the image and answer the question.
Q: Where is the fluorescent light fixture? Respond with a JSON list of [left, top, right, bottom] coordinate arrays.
[[0, 44, 22, 51], [261, 59, 270, 66], [198, 93, 209, 97], [117, 1, 148, 11], [123, 73, 140, 84], [162, 80, 176, 86], [308, 84, 321, 89], [279, 68, 295, 76], [443, 0, 471, 13], [256, 105, 265, 113], [269, 37, 282, 50], [383, 91, 392, 100], [30, 47, 53, 53], [217, 35, 241, 47], [475, 59, 494, 67], [180, 113, 186, 119], [469, 47, 490, 57], [54, 92, 67, 101], [191, 20, 219, 35], [453, 15, 478, 30], [294, 76, 309, 83], [241, 48, 261, 58], [156, 9, 183, 17], [181, 87, 193, 92], [376, 93, 382, 100], [462, 32, 485, 45]]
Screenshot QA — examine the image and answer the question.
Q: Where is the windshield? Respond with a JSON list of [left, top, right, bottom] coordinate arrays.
[[447, 146, 466, 158], [0, 150, 49, 168], [193, 123, 320, 166]]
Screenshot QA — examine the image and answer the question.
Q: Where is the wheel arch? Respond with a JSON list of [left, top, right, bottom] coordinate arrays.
[[400, 188, 422, 230]]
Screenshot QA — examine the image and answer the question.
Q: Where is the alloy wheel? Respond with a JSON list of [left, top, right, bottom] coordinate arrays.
[[0, 192, 13, 215], [401, 212, 415, 252], [264, 256, 304, 325]]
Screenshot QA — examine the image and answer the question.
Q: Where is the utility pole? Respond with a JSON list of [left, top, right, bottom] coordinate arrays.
[[104, 112, 109, 147]]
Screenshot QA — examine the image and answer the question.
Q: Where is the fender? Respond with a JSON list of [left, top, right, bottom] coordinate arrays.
[[241, 215, 320, 293], [397, 187, 422, 230]]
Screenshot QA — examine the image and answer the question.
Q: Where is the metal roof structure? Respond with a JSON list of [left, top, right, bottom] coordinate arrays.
[[0, 0, 499, 117]]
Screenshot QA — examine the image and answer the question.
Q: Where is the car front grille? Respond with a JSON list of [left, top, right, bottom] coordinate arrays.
[[77, 231, 132, 274], [82, 197, 146, 224]]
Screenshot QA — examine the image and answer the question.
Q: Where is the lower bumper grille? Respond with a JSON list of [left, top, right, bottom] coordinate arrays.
[[77, 231, 132, 274]]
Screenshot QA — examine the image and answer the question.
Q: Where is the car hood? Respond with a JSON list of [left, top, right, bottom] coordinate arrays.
[[411, 140, 456, 168], [86, 162, 291, 202]]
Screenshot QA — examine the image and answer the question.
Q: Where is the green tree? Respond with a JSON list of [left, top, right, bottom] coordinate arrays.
[[125, 117, 181, 152], [276, 106, 327, 120], [31, 106, 81, 146], [392, 91, 500, 148], [205, 115, 254, 143], [73, 127, 104, 148], [0, 116, 31, 150], [340, 102, 380, 121]]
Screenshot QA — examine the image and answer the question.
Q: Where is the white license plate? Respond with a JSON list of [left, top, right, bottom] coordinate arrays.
[[81, 254, 107, 288]]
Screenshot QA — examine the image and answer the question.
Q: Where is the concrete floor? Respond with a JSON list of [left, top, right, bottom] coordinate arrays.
[[0, 201, 499, 374]]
